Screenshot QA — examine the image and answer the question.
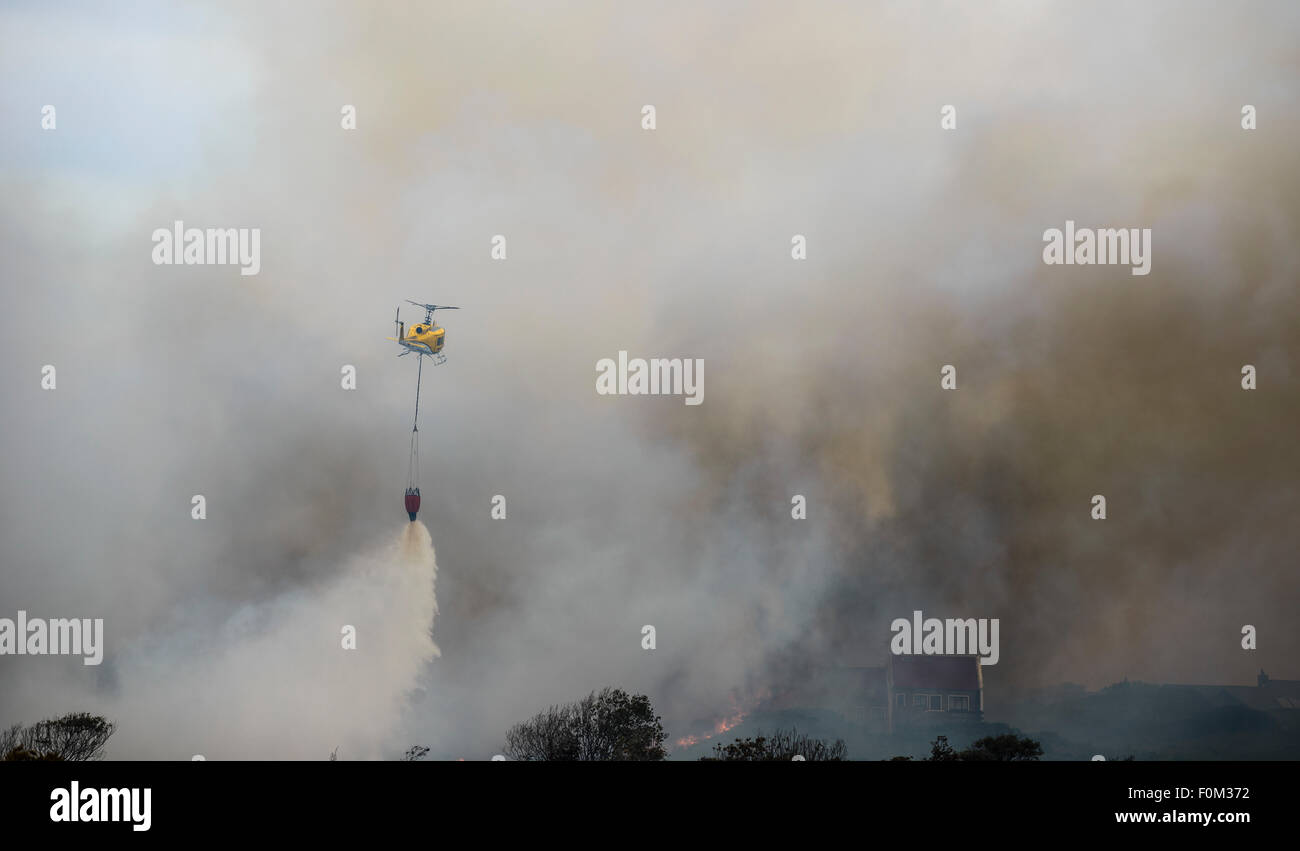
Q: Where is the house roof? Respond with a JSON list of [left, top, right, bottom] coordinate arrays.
[[890, 655, 982, 690], [1260, 679, 1300, 706]]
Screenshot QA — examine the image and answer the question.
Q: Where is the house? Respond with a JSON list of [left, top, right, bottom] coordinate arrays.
[[888, 654, 984, 729], [762, 655, 985, 733], [1251, 669, 1300, 711], [1162, 669, 1300, 715]]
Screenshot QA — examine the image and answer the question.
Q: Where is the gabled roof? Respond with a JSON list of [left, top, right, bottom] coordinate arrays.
[[1233, 679, 1300, 711], [890, 655, 982, 691]]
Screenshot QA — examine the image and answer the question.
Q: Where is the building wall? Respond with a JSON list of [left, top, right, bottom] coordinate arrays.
[[891, 688, 983, 721], [885, 656, 985, 732]]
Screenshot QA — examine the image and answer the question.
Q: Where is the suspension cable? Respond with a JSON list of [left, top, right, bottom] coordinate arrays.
[[413, 354, 424, 432], [407, 355, 424, 489]]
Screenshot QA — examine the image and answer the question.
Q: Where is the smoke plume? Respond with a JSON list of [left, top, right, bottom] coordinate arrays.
[[104, 522, 439, 759], [0, 0, 1296, 758]]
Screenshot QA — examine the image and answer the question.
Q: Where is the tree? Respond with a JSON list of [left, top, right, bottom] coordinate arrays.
[[504, 704, 579, 761], [890, 733, 1045, 762], [701, 727, 847, 761], [2, 747, 64, 761], [958, 734, 1043, 761], [503, 688, 666, 761], [572, 688, 666, 761], [1, 713, 115, 761], [0, 724, 22, 759], [927, 735, 960, 762], [401, 745, 430, 761]]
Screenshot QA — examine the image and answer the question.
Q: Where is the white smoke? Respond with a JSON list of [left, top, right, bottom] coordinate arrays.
[[97, 522, 439, 759]]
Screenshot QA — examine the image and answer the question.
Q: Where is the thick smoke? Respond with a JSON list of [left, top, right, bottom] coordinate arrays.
[[9, 522, 439, 760], [1, 1, 1297, 758]]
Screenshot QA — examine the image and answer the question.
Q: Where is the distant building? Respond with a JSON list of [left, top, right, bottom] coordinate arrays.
[[763, 655, 985, 732], [1162, 669, 1300, 714], [1253, 669, 1300, 710], [761, 662, 1297, 743], [888, 654, 984, 730]]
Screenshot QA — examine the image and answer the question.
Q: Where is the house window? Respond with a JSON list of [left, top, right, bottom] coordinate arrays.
[[897, 694, 907, 708], [929, 695, 942, 711], [949, 695, 970, 712], [913, 694, 926, 709]]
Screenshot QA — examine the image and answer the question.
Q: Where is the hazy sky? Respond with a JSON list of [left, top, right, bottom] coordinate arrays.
[[1, 0, 1297, 759]]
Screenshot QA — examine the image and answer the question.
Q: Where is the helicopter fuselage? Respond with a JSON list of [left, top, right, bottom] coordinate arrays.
[[392, 302, 456, 364], [390, 323, 446, 357], [399, 323, 445, 354]]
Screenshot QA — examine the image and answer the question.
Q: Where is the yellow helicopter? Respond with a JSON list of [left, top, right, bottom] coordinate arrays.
[[391, 300, 459, 365]]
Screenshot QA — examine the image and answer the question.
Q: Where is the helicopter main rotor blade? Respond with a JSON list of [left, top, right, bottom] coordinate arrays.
[[405, 300, 460, 312]]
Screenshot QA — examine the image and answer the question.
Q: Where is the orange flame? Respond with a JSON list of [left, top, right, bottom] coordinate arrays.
[[673, 690, 770, 750]]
